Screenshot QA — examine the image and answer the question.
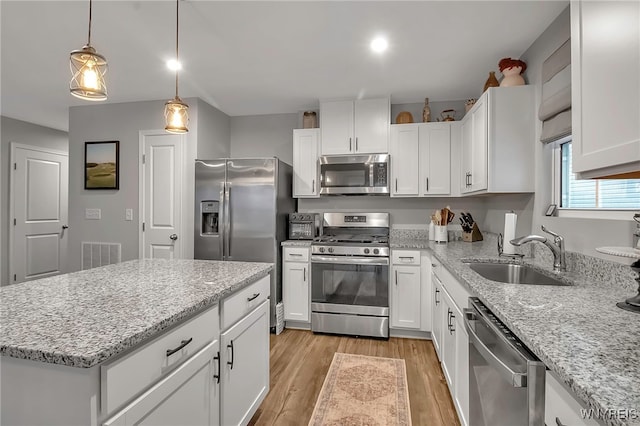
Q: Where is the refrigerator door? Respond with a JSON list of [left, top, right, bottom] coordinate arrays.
[[194, 160, 226, 260], [225, 159, 277, 263]]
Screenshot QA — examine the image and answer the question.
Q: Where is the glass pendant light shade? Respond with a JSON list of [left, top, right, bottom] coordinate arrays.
[[164, 96, 189, 133], [70, 0, 107, 101], [70, 45, 108, 101]]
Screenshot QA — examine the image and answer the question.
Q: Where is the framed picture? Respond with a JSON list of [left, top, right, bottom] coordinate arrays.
[[85, 141, 119, 190]]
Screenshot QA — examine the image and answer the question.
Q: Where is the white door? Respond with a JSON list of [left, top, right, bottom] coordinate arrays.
[[454, 315, 469, 426], [420, 123, 451, 195], [141, 133, 184, 259], [431, 275, 443, 358], [460, 118, 473, 194], [292, 129, 319, 198], [283, 261, 309, 322], [354, 98, 389, 153], [390, 265, 421, 329], [390, 124, 419, 196], [470, 98, 488, 192], [10, 144, 68, 284], [320, 100, 354, 155]]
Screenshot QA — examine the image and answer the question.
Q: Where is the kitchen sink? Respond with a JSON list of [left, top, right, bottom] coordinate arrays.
[[465, 262, 569, 286]]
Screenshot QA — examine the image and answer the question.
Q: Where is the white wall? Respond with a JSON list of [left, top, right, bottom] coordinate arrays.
[[68, 98, 229, 272], [520, 6, 637, 264], [229, 113, 298, 164], [196, 98, 230, 159], [1, 116, 69, 285]]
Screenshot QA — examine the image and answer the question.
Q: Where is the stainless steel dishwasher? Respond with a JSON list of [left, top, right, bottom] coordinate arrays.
[[464, 297, 546, 426]]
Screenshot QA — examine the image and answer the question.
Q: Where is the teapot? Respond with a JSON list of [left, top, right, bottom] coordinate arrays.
[[440, 109, 456, 122]]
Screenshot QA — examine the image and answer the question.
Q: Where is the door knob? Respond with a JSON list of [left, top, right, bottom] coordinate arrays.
[[62, 225, 69, 229], [169, 234, 178, 241]]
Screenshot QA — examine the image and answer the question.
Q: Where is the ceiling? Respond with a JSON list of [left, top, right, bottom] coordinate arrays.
[[1, 1, 568, 132]]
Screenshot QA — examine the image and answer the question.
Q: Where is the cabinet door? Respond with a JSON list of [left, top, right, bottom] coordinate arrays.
[[419, 123, 451, 195], [460, 117, 473, 194], [441, 294, 456, 389], [293, 129, 319, 198], [320, 101, 354, 155], [283, 261, 309, 322], [354, 98, 390, 153], [390, 124, 420, 196], [454, 313, 469, 426], [220, 301, 269, 426], [431, 274, 443, 359], [390, 265, 421, 329], [571, 1, 640, 177], [104, 340, 219, 426], [470, 96, 488, 192]]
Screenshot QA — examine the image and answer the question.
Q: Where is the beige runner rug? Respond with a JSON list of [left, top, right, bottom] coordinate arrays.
[[309, 353, 412, 426]]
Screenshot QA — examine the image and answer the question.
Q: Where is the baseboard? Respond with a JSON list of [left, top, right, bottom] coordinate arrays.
[[389, 328, 432, 340], [285, 321, 311, 330]]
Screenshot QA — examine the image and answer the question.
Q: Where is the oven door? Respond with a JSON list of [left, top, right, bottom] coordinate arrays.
[[311, 255, 389, 316]]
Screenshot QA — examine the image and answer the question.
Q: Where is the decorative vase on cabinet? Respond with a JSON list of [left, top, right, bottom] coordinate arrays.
[[422, 98, 432, 123], [483, 72, 500, 93]]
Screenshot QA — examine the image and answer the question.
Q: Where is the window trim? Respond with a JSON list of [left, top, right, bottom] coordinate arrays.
[[551, 137, 639, 221]]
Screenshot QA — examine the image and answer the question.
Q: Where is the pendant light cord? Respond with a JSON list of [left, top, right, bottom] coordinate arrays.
[[175, 0, 179, 98], [87, 0, 93, 46]]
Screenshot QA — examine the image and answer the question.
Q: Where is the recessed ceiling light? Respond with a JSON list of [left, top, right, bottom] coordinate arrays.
[[166, 59, 182, 71], [370, 37, 388, 53]]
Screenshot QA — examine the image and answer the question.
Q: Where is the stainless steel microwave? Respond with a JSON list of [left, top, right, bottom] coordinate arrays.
[[319, 154, 389, 195]]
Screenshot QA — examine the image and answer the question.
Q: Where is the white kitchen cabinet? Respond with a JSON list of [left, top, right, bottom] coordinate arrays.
[[390, 123, 453, 197], [220, 300, 269, 426], [431, 272, 444, 358], [545, 370, 599, 426], [453, 310, 469, 426], [293, 129, 319, 198], [570, 0, 640, 179], [460, 86, 534, 195], [320, 98, 389, 155], [390, 250, 422, 330], [283, 247, 310, 323], [440, 290, 457, 389], [104, 340, 220, 426]]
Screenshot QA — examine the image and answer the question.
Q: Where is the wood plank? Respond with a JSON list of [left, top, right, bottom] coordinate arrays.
[[249, 330, 460, 426]]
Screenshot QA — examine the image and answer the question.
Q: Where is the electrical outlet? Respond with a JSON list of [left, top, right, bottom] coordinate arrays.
[[85, 208, 101, 220], [125, 208, 133, 221]]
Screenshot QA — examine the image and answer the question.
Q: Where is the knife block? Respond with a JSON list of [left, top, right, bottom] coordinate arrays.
[[463, 223, 483, 242]]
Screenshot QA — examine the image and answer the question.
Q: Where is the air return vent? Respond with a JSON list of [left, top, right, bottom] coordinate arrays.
[[81, 242, 121, 270]]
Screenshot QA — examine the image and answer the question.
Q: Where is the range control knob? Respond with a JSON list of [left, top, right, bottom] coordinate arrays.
[[364, 248, 370, 254], [328, 247, 334, 253], [319, 247, 325, 253], [373, 248, 380, 255]]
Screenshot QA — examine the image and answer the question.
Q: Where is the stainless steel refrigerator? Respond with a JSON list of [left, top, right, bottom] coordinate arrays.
[[194, 158, 295, 329]]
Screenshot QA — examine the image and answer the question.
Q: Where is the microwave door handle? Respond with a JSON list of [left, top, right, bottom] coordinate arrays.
[[370, 163, 374, 188]]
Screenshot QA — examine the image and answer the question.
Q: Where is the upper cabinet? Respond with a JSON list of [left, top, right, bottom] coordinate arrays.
[[460, 86, 535, 195], [390, 122, 456, 197], [293, 129, 320, 198], [570, 0, 640, 179], [320, 98, 390, 155]]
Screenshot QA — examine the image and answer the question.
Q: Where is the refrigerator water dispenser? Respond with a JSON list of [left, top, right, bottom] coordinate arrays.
[[201, 201, 219, 234]]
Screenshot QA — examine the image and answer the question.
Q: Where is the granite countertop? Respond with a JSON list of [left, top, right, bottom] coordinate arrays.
[[0, 259, 273, 369], [391, 234, 640, 426], [281, 240, 313, 247]]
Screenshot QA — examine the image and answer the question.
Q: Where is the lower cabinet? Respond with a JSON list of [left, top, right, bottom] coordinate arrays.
[[431, 273, 444, 357], [545, 371, 599, 426], [282, 247, 310, 323], [104, 340, 220, 426], [390, 250, 432, 332], [220, 300, 270, 426]]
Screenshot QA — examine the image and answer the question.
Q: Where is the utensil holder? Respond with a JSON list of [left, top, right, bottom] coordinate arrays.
[[434, 225, 448, 243], [463, 223, 484, 242]]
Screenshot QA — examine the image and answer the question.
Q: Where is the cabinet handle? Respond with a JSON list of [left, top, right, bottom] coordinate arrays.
[[355, 137, 358, 151], [312, 179, 315, 193], [289, 253, 303, 257], [395, 270, 398, 285], [303, 267, 306, 282], [468, 172, 472, 187], [247, 293, 260, 302], [349, 137, 352, 151], [431, 263, 437, 268], [166, 337, 193, 357], [555, 417, 567, 426], [450, 315, 456, 334], [395, 178, 398, 192], [435, 288, 440, 305], [213, 351, 220, 383], [426, 177, 429, 192], [447, 309, 453, 329], [227, 341, 234, 370]]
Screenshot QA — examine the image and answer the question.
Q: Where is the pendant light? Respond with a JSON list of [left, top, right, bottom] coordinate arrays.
[[164, 0, 189, 133], [69, 0, 108, 101]]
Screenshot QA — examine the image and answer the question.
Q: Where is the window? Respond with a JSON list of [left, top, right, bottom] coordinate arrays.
[[558, 141, 640, 209]]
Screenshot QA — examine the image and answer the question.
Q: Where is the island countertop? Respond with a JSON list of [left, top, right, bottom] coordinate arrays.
[[391, 234, 640, 426], [0, 259, 273, 369]]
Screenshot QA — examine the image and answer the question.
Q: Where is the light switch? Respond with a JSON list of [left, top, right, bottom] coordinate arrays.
[[85, 208, 101, 220], [125, 208, 133, 221]]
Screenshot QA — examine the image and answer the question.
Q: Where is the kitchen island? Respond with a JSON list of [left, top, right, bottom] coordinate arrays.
[[0, 259, 273, 425], [391, 234, 639, 426]]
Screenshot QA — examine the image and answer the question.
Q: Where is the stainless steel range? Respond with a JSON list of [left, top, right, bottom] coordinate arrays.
[[311, 213, 390, 338]]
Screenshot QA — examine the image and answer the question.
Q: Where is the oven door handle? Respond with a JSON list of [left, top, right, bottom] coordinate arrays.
[[311, 255, 389, 266], [464, 308, 528, 388]]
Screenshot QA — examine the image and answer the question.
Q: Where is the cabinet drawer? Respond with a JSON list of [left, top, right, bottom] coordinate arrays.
[[101, 304, 219, 416], [221, 275, 270, 330], [545, 371, 599, 426], [283, 247, 309, 262], [391, 250, 421, 265]]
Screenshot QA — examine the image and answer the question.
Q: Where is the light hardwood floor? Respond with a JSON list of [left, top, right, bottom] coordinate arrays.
[[249, 329, 460, 426]]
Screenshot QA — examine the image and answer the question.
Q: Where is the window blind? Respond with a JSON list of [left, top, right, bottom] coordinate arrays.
[[540, 39, 571, 143]]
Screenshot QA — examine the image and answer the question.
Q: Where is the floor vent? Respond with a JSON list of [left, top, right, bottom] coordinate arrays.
[[81, 242, 121, 270]]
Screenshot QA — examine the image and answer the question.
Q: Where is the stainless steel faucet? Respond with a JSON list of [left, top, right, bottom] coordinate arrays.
[[510, 225, 566, 272]]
